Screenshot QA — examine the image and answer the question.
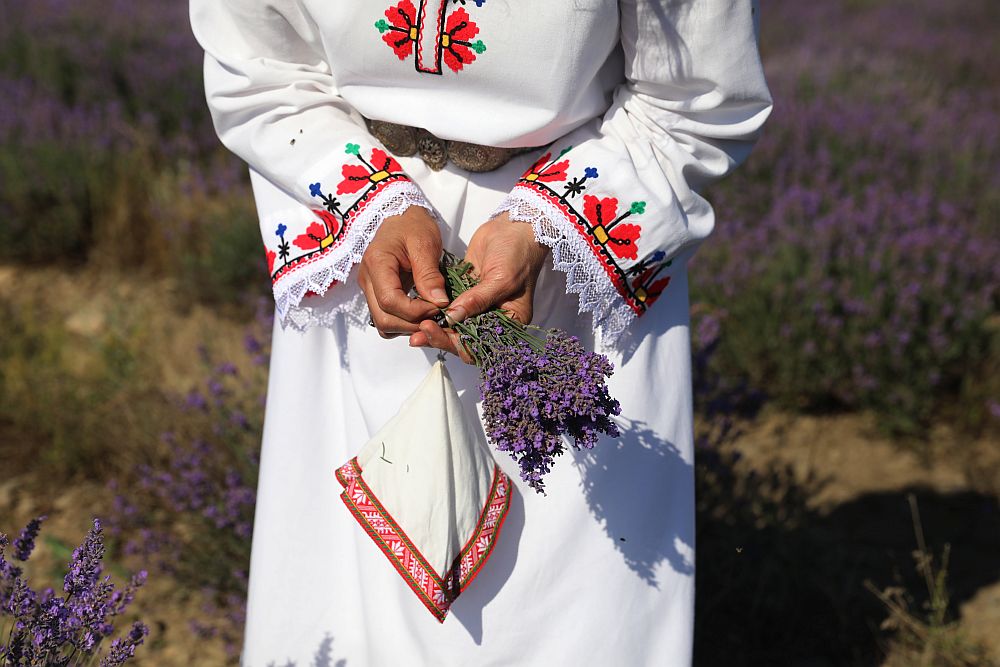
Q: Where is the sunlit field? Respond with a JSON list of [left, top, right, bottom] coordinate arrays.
[[1, 0, 998, 664]]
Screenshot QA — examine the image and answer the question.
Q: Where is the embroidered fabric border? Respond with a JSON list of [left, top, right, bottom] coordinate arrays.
[[271, 179, 432, 330], [335, 457, 512, 622], [491, 185, 637, 340]]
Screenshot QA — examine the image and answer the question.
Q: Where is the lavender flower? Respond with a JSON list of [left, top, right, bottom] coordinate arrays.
[[0, 532, 20, 584], [12, 515, 46, 562], [0, 517, 148, 665], [99, 622, 150, 667], [441, 253, 621, 493], [64, 519, 105, 598]]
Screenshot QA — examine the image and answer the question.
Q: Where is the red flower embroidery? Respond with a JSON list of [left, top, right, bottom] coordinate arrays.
[[634, 266, 671, 305], [337, 148, 404, 195], [313, 208, 341, 239], [522, 152, 569, 183], [582, 195, 642, 261], [607, 224, 641, 261], [338, 164, 372, 195], [266, 248, 277, 275], [293, 221, 330, 251], [645, 277, 671, 305], [293, 208, 341, 251], [381, 1, 418, 60], [371, 148, 403, 174], [442, 8, 482, 73]]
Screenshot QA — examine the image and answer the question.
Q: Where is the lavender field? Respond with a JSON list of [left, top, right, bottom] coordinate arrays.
[[1, 0, 998, 664]]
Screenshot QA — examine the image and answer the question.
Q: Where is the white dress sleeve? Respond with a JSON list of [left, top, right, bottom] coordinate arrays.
[[190, 0, 433, 329], [492, 0, 773, 339]]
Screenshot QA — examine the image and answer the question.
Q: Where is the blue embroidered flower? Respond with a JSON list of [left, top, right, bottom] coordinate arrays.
[[651, 250, 666, 263], [309, 183, 323, 198], [584, 167, 599, 179], [275, 223, 287, 238]]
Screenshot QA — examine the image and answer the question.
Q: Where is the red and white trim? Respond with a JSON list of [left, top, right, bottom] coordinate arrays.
[[270, 179, 432, 331], [492, 184, 638, 339], [335, 457, 512, 622]]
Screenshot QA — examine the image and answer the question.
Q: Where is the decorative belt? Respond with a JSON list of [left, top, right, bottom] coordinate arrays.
[[364, 117, 542, 173]]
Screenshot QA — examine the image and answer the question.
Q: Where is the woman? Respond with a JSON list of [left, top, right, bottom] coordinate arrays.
[[190, 1, 771, 664]]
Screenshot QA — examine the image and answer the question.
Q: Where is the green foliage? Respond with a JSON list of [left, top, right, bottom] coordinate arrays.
[[0, 140, 102, 264], [177, 200, 270, 307], [0, 296, 172, 480]]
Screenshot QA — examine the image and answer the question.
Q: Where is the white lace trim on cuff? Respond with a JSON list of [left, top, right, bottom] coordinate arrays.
[[490, 187, 636, 341], [272, 180, 432, 331]]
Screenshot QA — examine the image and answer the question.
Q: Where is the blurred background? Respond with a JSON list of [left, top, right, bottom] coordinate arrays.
[[0, 0, 997, 664]]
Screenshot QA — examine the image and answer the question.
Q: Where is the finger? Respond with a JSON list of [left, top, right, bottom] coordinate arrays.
[[419, 319, 456, 353], [409, 331, 429, 347], [360, 280, 420, 337], [404, 235, 449, 307], [498, 292, 534, 326], [420, 321, 474, 364], [367, 253, 438, 322], [446, 275, 512, 323]]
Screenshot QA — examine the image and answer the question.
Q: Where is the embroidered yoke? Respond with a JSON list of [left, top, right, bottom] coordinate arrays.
[[191, 0, 772, 342]]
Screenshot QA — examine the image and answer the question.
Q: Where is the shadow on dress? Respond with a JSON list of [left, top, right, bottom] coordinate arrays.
[[448, 486, 526, 645], [264, 632, 347, 667], [574, 418, 695, 586]]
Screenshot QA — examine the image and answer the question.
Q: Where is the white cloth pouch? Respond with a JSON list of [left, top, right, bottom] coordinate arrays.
[[335, 360, 513, 622]]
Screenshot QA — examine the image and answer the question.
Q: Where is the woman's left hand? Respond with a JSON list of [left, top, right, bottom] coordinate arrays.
[[409, 213, 549, 363]]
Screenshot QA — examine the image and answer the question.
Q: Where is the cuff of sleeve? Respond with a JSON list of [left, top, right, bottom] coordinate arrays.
[[491, 184, 638, 340], [264, 178, 433, 331]]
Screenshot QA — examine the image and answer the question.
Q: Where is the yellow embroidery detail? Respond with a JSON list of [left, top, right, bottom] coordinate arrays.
[[441, 33, 451, 48], [370, 170, 391, 183], [524, 173, 539, 182], [320, 235, 334, 249], [593, 226, 610, 244], [409, 26, 418, 40], [635, 288, 648, 303]]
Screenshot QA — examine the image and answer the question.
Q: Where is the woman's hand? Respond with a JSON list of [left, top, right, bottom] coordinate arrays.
[[410, 213, 549, 362], [358, 206, 450, 339]]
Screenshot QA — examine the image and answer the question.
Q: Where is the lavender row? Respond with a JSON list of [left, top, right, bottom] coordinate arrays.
[[690, 0, 1000, 432]]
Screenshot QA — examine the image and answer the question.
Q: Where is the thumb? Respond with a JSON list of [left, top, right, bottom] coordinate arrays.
[[406, 236, 449, 307], [447, 276, 508, 323]]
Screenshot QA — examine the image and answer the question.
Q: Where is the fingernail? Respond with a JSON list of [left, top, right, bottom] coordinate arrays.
[[430, 288, 449, 304], [445, 306, 467, 324]]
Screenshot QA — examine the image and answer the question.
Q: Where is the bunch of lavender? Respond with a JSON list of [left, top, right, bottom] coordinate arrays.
[[0, 518, 148, 666], [439, 252, 621, 493]]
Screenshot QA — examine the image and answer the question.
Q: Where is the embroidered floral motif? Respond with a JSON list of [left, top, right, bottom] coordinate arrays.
[[511, 149, 674, 312], [267, 142, 411, 287], [375, 0, 487, 75]]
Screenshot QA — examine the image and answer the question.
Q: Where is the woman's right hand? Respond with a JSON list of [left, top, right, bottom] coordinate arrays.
[[357, 206, 450, 339]]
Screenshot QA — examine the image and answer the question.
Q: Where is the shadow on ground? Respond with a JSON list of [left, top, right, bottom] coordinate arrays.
[[694, 449, 1000, 666]]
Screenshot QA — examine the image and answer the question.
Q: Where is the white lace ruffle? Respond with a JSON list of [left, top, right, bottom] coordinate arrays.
[[272, 180, 432, 331], [490, 187, 636, 341]]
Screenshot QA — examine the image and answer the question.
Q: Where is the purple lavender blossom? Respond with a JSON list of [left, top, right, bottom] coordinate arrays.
[[12, 515, 46, 562], [442, 253, 621, 493], [0, 532, 20, 584], [64, 519, 105, 597], [99, 622, 150, 667], [478, 331, 621, 492], [0, 517, 148, 665]]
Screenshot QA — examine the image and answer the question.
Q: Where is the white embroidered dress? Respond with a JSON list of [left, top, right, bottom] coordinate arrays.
[[190, 1, 771, 664]]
